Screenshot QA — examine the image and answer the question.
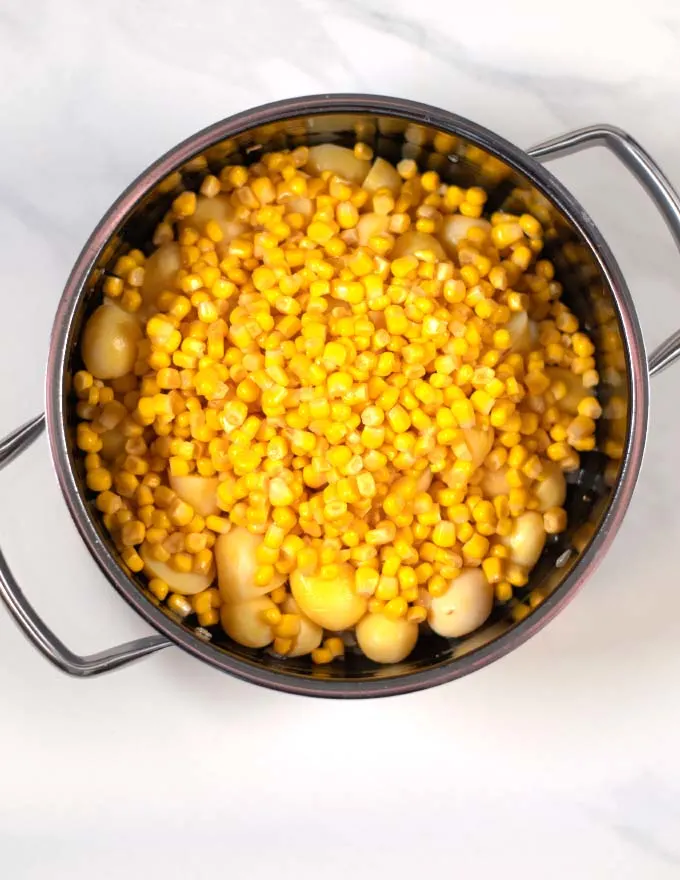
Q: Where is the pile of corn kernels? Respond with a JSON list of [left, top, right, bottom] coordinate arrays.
[[74, 141, 602, 665]]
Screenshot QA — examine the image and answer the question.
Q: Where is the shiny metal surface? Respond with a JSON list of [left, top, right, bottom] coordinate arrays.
[[0, 415, 170, 675], [3, 95, 677, 695], [0, 414, 45, 470], [528, 125, 680, 378]]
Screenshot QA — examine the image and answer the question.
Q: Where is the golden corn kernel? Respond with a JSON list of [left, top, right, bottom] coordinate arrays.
[[311, 647, 334, 665], [167, 593, 192, 617], [544, 507, 568, 534], [325, 636, 345, 658], [384, 597, 408, 620], [121, 548, 144, 573], [148, 578, 169, 601]]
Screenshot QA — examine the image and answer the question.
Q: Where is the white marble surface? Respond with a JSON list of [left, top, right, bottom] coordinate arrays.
[[2, 0, 680, 876]]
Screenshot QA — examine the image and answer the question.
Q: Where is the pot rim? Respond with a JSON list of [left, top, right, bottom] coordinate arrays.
[[45, 94, 649, 697]]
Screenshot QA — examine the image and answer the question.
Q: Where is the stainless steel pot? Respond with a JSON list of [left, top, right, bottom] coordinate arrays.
[[1, 95, 679, 698]]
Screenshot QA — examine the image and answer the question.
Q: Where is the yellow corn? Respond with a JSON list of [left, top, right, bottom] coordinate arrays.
[[75, 140, 598, 664]]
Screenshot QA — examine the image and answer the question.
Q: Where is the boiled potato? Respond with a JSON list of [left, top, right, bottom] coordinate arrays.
[[391, 230, 446, 260], [221, 597, 276, 648], [81, 304, 142, 380], [362, 157, 401, 195], [355, 613, 418, 664], [463, 427, 495, 469], [501, 511, 546, 568], [215, 527, 285, 604], [506, 311, 538, 354], [140, 544, 214, 595], [99, 429, 126, 461], [440, 215, 491, 255], [282, 597, 323, 658], [169, 474, 219, 517], [180, 193, 230, 231], [179, 195, 246, 254], [305, 144, 370, 184], [284, 196, 314, 219], [443, 428, 495, 486], [290, 564, 367, 630], [428, 568, 494, 638], [357, 212, 390, 246], [481, 466, 510, 498], [141, 242, 181, 308], [534, 461, 567, 511], [546, 367, 589, 415]]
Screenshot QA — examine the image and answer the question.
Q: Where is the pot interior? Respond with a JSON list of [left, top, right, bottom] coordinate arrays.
[[60, 102, 634, 690]]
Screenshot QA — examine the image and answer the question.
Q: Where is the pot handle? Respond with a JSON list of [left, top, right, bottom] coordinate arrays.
[[527, 124, 680, 378], [0, 415, 171, 676]]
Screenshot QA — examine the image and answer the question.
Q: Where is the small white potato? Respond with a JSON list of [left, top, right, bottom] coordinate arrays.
[[179, 195, 247, 255], [305, 144, 370, 184], [501, 511, 546, 568], [180, 193, 230, 231], [284, 197, 314, 218], [220, 597, 276, 648], [546, 367, 589, 415], [140, 544, 214, 596], [81, 303, 142, 380], [290, 563, 367, 630], [428, 568, 494, 638], [361, 157, 402, 195], [462, 427, 495, 469], [282, 597, 323, 658], [215, 527, 284, 604], [391, 230, 446, 260], [356, 212, 390, 246], [390, 472, 425, 502], [534, 461, 567, 512], [140, 242, 181, 307], [440, 215, 491, 255], [505, 311, 538, 354], [465, 427, 495, 468], [355, 613, 419, 664], [481, 466, 510, 498], [169, 474, 219, 517], [99, 429, 126, 461]]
